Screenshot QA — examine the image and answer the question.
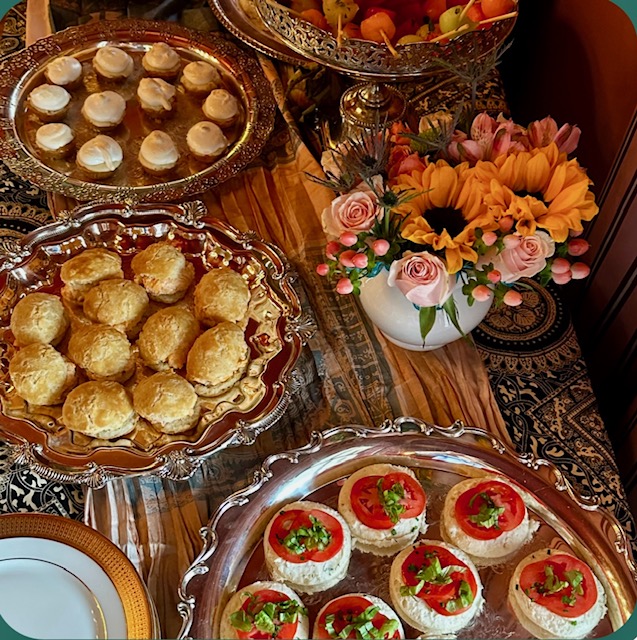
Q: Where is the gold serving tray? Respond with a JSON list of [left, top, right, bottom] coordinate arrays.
[[0, 201, 312, 486], [177, 418, 637, 639], [0, 19, 276, 203]]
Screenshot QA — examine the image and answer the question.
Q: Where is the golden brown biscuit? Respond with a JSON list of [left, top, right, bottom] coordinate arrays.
[[68, 324, 134, 383], [10, 293, 69, 347], [193, 267, 250, 327], [131, 242, 195, 303], [83, 278, 149, 338], [186, 321, 249, 396], [62, 380, 136, 439], [137, 306, 199, 371], [133, 371, 199, 434], [9, 343, 77, 405], [60, 248, 124, 304]]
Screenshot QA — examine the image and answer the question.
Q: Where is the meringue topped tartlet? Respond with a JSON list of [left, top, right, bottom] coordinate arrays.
[[35, 123, 75, 158], [137, 77, 176, 118], [28, 84, 71, 122], [81, 91, 126, 129], [202, 88, 240, 128], [180, 61, 220, 96], [76, 135, 123, 179], [92, 46, 134, 81], [138, 130, 179, 176], [186, 121, 228, 164], [142, 42, 181, 80], [44, 56, 83, 89]]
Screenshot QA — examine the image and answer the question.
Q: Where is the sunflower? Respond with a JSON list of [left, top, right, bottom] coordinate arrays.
[[472, 143, 598, 242], [392, 160, 486, 274]]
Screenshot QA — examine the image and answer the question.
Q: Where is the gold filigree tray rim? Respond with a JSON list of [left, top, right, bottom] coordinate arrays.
[[176, 417, 637, 640], [253, 0, 517, 81], [0, 200, 310, 487], [0, 18, 276, 203]]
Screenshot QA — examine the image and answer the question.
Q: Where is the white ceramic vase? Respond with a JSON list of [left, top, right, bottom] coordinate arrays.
[[358, 268, 493, 351]]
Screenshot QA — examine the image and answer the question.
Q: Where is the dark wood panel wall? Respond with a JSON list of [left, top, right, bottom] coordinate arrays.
[[499, 1, 637, 509]]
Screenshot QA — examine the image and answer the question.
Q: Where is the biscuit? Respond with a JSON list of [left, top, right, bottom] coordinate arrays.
[[193, 267, 249, 326], [10, 293, 69, 347], [60, 248, 124, 304]]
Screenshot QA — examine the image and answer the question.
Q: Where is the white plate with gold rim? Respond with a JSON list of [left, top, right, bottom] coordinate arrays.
[[0, 513, 155, 639]]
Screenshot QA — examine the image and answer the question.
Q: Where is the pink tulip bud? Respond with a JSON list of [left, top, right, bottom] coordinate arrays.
[[569, 229, 583, 237], [339, 250, 357, 268], [372, 239, 390, 256], [482, 231, 498, 247], [498, 216, 514, 232], [503, 234, 521, 249], [552, 270, 572, 285], [340, 231, 358, 247], [551, 257, 571, 275], [336, 278, 354, 295], [326, 241, 340, 260], [571, 262, 590, 279], [567, 239, 590, 257], [487, 270, 501, 284], [352, 253, 369, 268], [473, 285, 492, 302], [503, 290, 523, 306], [316, 263, 329, 276]]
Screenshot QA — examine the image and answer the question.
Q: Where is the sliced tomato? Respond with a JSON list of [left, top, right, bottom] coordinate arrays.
[[454, 480, 526, 540], [401, 544, 479, 616], [236, 589, 299, 639], [314, 595, 400, 639], [519, 554, 598, 618], [268, 508, 344, 563], [350, 472, 426, 529]]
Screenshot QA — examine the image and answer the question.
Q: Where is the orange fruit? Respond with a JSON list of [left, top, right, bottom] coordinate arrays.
[[481, 0, 516, 18]]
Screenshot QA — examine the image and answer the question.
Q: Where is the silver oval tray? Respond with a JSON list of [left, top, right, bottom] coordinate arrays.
[[0, 201, 312, 487], [177, 418, 637, 639], [0, 19, 276, 203]]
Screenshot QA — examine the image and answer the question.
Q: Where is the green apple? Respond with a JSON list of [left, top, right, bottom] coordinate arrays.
[[438, 5, 465, 33]]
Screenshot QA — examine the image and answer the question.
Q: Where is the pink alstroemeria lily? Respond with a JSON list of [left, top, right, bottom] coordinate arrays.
[[527, 116, 581, 154]]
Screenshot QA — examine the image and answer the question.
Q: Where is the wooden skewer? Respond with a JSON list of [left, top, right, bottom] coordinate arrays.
[[458, 0, 477, 24], [429, 22, 470, 43], [478, 10, 518, 26], [380, 29, 399, 57], [337, 14, 343, 48]]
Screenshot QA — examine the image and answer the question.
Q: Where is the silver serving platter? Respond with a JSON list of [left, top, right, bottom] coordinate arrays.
[[0, 19, 276, 203], [177, 417, 637, 639], [208, 0, 309, 67], [0, 201, 313, 487]]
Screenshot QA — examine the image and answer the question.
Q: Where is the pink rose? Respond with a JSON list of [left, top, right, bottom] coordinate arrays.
[[387, 252, 455, 308], [321, 177, 384, 238], [487, 232, 555, 284], [388, 150, 427, 179]]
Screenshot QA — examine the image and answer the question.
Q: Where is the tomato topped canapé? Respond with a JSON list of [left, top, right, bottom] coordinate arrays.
[[350, 472, 426, 530], [519, 553, 598, 618], [230, 589, 307, 639], [454, 480, 525, 540], [268, 508, 344, 563], [400, 543, 479, 616], [315, 595, 401, 639]]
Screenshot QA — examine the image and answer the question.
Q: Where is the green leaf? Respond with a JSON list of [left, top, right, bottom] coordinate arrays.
[[254, 609, 276, 634], [442, 297, 470, 343], [282, 515, 332, 554], [229, 610, 253, 632], [377, 479, 406, 523], [419, 305, 437, 344], [467, 492, 505, 529], [445, 579, 475, 613]]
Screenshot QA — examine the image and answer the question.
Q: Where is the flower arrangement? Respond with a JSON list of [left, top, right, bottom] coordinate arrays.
[[314, 111, 597, 344]]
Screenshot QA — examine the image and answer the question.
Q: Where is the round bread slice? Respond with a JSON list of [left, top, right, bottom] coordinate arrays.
[[133, 372, 199, 434], [137, 306, 199, 371], [186, 322, 249, 396], [313, 594, 404, 639], [508, 549, 607, 639], [440, 476, 539, 564], [131, 242, 195, 303], [338, 463, 428, 556], [263, 500, 352, 594], [60, 248, 123, 303], [389, 539, 484, 635], [10, 292, 69, 347], [62, 380, 136, 439], [193, 267, 250, 326], [219, 581, 309, 640], [9, 343, 76, 406]]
